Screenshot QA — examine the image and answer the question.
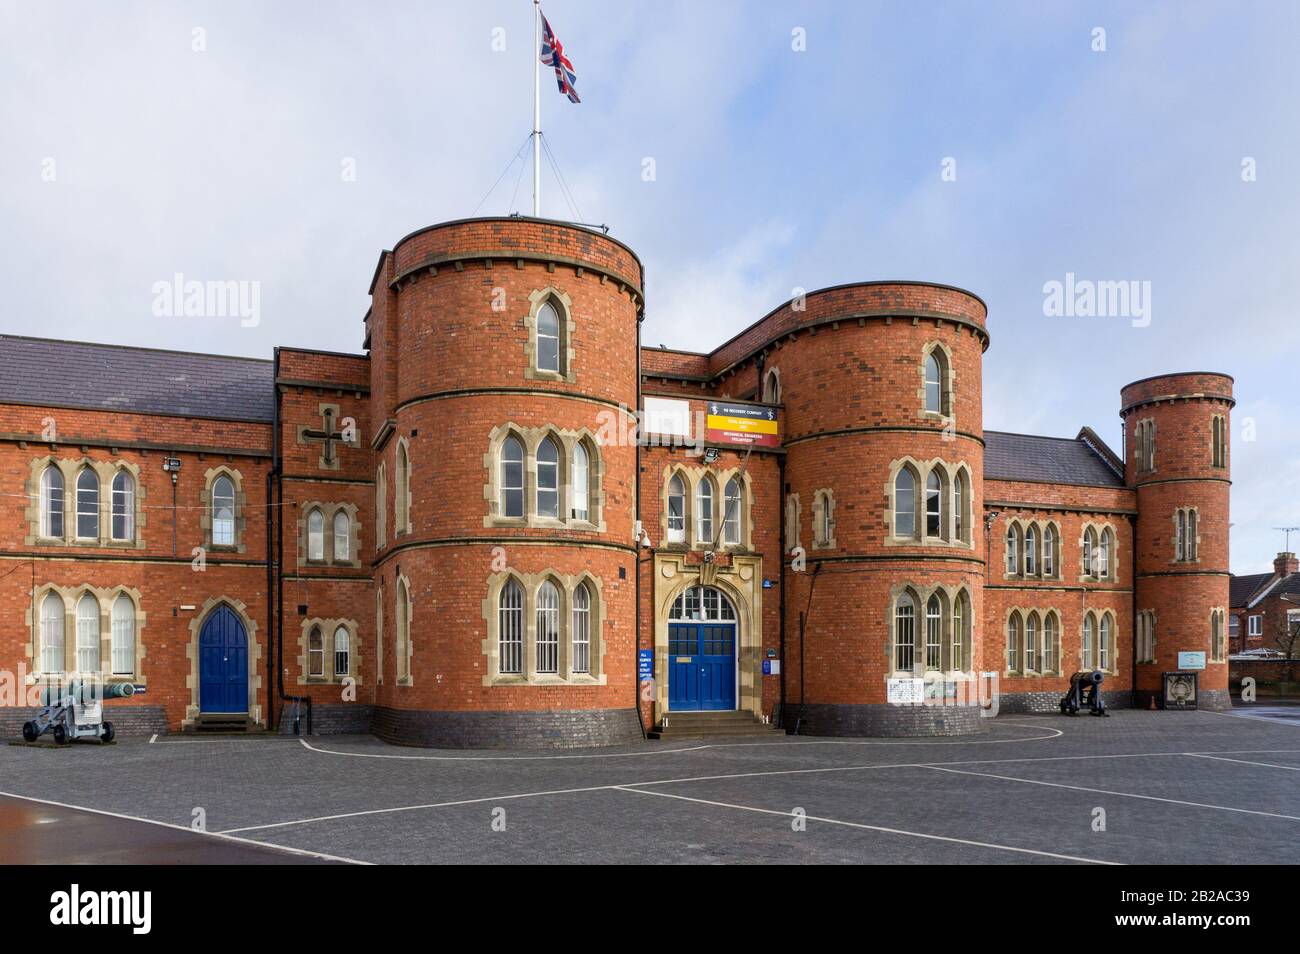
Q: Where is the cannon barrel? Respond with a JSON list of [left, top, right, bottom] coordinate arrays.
[[38, 681, 136, 706], [1069, 670, 1104, 687]]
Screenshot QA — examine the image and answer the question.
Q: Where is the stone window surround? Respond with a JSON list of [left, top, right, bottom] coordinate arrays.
[[374, 583, 384, 686], [1210, 607, 1227, 663], [481, 569, 607, 686], [884, 456, 975, 549], [658, 463, 753, 552], [761, 365, 782, 404], [1002, 516, 1064, 581], [1080, 609, 1118, 674], [483, 422, 606, 532], [25, 457, 146, 550], [917, 339, 956, 425], [24, 584, 147, 683], [785, 493, 801, 553], [1210, 414, 1228, 469], [886, 582, 974, 678], [1172, 506, 1200, 564], [297, 616, 361, 685], [1136, 608, 1158, 664], [200, 465, 247, 554], [522, 286, 577, 383], [811, 488, 837, 549], [183, 597, 263, 728], [1134, 418, 1157, 473], [375, 461, 388, 549], [394, 573, 412, 686], [1078, 521, 1120, 582], [296, 500, 362, 569], [393, 436, 412, 537], [1003, 606, 1065, 677]]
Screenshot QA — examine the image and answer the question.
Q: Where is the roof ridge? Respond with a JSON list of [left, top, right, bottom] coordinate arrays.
[[0, 334, 272, 364]]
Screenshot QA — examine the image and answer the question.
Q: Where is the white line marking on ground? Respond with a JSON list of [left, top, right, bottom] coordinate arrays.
[[0, 789, 369, 865], [292, 723, 1063, 762], [214, 746, 1300, 834], [1185, 753, 1300, 771], [148, 734, 157, 744], [919, 765, 1300, 821], [612, 786, 1118, 864]]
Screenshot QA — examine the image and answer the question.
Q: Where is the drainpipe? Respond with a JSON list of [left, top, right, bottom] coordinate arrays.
[[778, 452, 787, 728], [794, 561, 821, 735], [633, 307, 646, 738], [270, 348, 311, 735]]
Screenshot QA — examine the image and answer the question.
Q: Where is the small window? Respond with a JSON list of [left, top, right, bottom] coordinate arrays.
[[501, 436, 524, 518], [536, 300, 561, 373], [1099, 528, 1112, 577], [1006, 525, 1019, 575], [40, 592, 64, 673], [924, 352, 943, 413], [333, 626, 350, 677], [1043, 613, 1058, 673], [894, 593, 915, 672], [111, 595, 135, 676], [1082, 614, 1096, 669], [925, 471, 942, 538], [572, 582, 591, 674], [111, 471, 134, 541], [724, 478, 742, 545], [396, 579, 411, 680], [696, 477, 714, 544], [951, 594, 966, 671], [925, 595, 942, 671], [1043, 525, 1057, 576], [308, 625, 324, 677], [1025, 525, 1038, 576], [395, 442, 410, 533], [666, 474, 686, 544], [499, 580, 524, 675], [537, 437, 560, 519], [1099, 614, 1113, 671], [76, 593, 99, 673], [376, 463, 387, 547], [894, 468, 916, 538], [1248, 615, 1262, 637], [1006, 613, 1021, 673], [952, 472, 965, 542], [536, 581, 560, 674], [40, 466, 64, 538], [76, 468, 99, 539], [307, 509, 325, 561], [762, 367, 781, 404], [571, 442, 590, 521], [1083, 528, 1098, 576], [212, 475, 236, 546], [1025, 613, 1039, 672], [333, 511, 351, 562]]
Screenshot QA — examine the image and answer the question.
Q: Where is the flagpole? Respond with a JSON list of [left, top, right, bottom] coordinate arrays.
[[532, 0, 541, 217]]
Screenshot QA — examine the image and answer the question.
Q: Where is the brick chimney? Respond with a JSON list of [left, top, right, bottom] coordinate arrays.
[[1275, 552, 1299, 576]]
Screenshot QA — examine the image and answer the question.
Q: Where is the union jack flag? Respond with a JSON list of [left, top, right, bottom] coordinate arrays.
[[540, 11, 580, 103]]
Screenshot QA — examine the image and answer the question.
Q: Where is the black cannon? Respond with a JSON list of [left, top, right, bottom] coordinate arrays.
[[1059, 670, 1108, 716]]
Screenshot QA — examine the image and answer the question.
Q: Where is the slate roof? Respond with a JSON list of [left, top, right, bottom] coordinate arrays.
[[1230, 572, 1275, 608], [0, 335, 275, 423], [983, 430, 1125, 488]]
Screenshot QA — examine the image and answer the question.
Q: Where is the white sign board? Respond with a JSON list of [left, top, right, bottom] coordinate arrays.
[[642, 397, 691, 437], [887, 678, 925, 705]]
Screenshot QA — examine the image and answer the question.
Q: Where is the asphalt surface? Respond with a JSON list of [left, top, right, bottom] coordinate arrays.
[[1, 707, 1297, 864]]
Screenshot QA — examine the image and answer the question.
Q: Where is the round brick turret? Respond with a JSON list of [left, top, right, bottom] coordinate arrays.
[[1121, 372, 1234, 709]]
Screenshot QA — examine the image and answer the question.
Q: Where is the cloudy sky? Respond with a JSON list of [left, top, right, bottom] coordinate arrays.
[[2, 1, 1297, 572]]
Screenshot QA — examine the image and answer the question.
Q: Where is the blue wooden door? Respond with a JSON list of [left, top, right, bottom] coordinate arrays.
[[668, 621, 736, 711], [199, 605, 248, 713]]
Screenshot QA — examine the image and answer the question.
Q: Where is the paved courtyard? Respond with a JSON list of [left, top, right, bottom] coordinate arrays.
[[2, 707, 1298, 864]]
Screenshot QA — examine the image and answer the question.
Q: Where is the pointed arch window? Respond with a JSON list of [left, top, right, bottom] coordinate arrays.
[[762, 367, 781, 404], [1043, 613, 1058, 673], [1099, 528, 1112, 578], [40, 592, 64, 673], [1025, 525, 1038, 576], [1006, 525, 1019, 575], [571, 442, 590, 521], [1043, 525, 1057, 577], [307, 508, 325, 561], [925, 471, 942, 538], [572, 582, 591, 674], [894, 593, 916, 673], [1099, 614, 1113, 671], [375, 463, 387, 547], [76, 593, 99, 673], [536, 581, 560, 674], [1025, 613, 1039, 672], [536, 437, 560, 519], [951, 592, 968, 671], [925, 595, 942, 671], [1082, 613, 1096, 669], [1006, 613, 1022, 673], [501, 436, 524, 518], [333, 626, 350, 677], [894, 468, 916, 538], [724, 478, 742, 545], [396, 578, 411, 681], [308, 625, 324, 677], [696, 477, 714, 544], [498, 579, 523, 675], [212, 474, 235, 546], [333, 511, 351, 562], [536, 300, 562, 373], [666, 474, 686, 543], [111, 594, 135, 675], [395, 441, 410, 533], [110, 471, 134, 541], [40, 466, 64, 538], [953, 472, 966, 542], [1083, 527, 1098, 576], [923, 350, 947, 414], [75, 468, 99, 539]]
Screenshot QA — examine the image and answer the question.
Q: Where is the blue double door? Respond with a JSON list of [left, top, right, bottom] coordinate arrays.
[[199, 605, 248, 713], [668, 621, 736, 711]]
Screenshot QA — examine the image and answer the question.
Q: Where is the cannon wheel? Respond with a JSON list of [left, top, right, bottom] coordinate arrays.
[[52, 724, 67, 745], [101, 722, 115, 744], [21, 721, 37, 743]]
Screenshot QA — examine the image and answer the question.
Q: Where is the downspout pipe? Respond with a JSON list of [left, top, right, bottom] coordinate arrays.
[[633, 308, 646, 738], [271, 347, 311, 734]]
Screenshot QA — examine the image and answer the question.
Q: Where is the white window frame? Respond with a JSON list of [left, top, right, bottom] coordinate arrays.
[[499, 580, 524, 675], [536, 437, 560, 519], [40, 592, 64, 673], [536, 300, 562, 374], [75, 593, 99, 674], [75, 468, 99, 540], [894, 469, 916, 538], [894, 594, 915, 674], [571, 442, 590, 522], [308, 625, 324, 677], [696, 477, 714, 544], [724, 478, 742, 545], [536, 581, 560, 674], [666, 474, 686, 544], [307, 508, 325, 561], [110, 594, 135, 676], [110, 470, 134, 541], [333, 625, 350, 677], [212, 474, 236, 547], [333, 510, 350, 562], [572, 583, 591, 674], [40, 466, 64, 538], [1248, 615, 1262, 637], [501, 436, 524, 518]]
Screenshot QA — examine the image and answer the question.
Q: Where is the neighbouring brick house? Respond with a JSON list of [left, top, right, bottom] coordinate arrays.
[[1229, 552, 1300, 655], [0, 216, 1237, 747]]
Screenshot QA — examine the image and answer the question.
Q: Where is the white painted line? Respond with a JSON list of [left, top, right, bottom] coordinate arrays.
[[919, 765, 1300, 822], [0, 789, 370, 865], [1185, 752, 1300, 772], [148, 734, 157, 744], [613, 786, 1119, 865]]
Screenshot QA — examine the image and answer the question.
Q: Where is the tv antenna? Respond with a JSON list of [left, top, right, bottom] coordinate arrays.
[[1274, 526, 1300, 552]]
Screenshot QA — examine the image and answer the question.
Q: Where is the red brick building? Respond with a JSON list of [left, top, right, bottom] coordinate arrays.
[[1229, 552, 1300, 655], [0, 216, 1236, 746]]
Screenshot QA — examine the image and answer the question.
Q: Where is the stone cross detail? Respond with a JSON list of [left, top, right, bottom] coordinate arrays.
[[301, 406, 347, 467]]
